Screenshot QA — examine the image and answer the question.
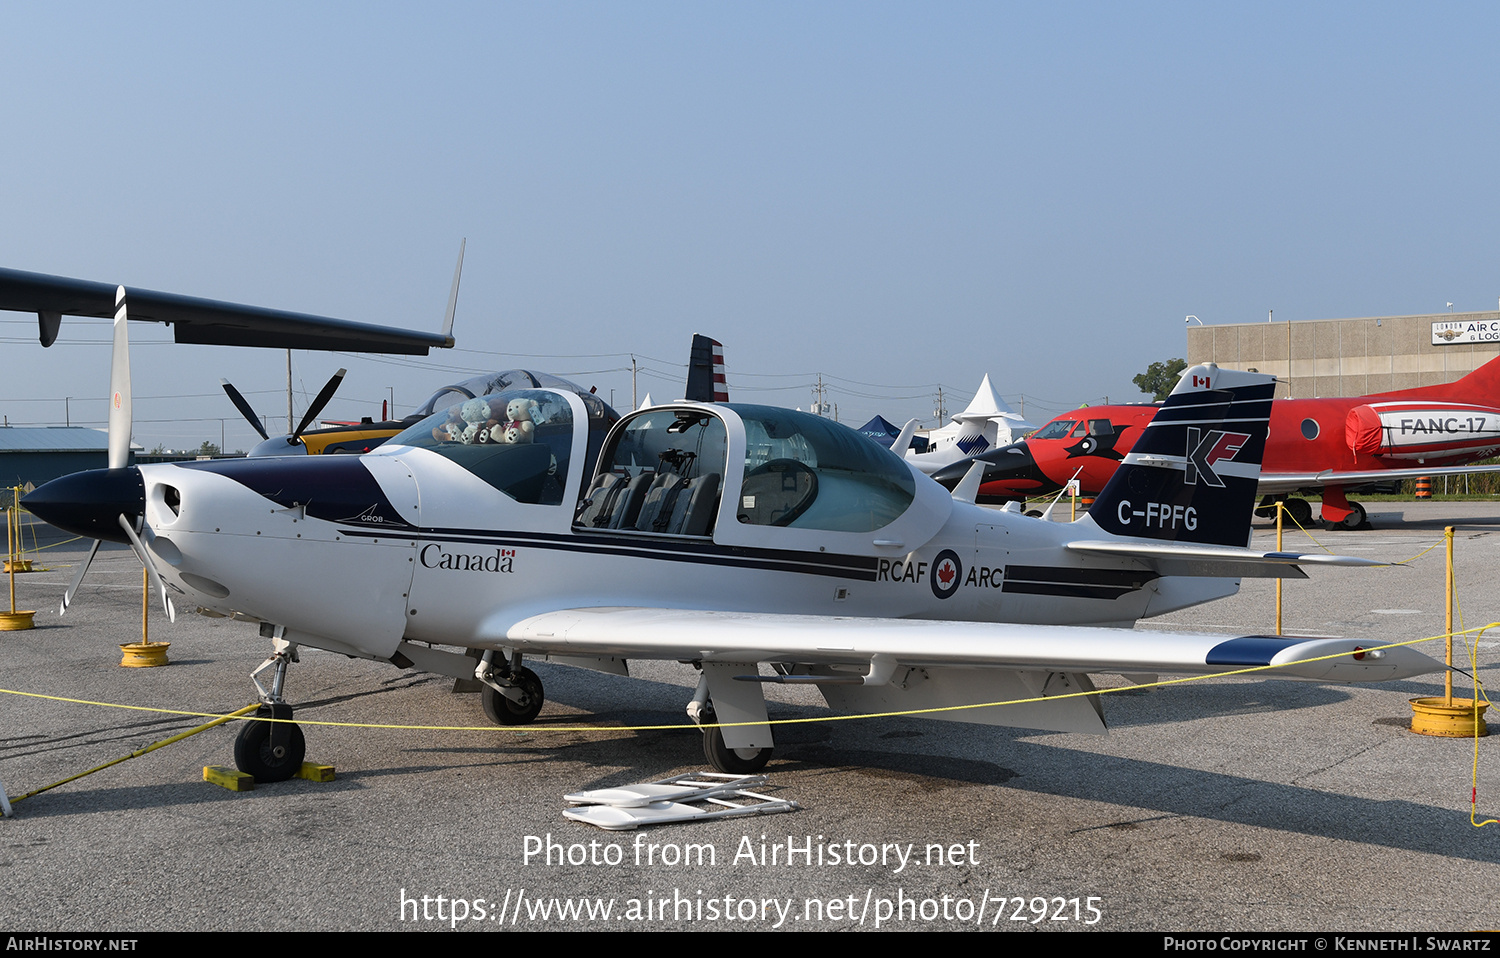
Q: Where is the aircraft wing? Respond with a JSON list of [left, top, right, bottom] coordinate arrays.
[[0, 266, 454, 354], [1062, 538, 1389, 578], [1258, 464, 1500, 495], [504, 606, 1437, 683]]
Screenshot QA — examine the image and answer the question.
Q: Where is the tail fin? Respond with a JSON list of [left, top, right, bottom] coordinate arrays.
[[1413, 352, 1500, 402], [1090, 364, 1273, 547], [685, 334, 728, 402]]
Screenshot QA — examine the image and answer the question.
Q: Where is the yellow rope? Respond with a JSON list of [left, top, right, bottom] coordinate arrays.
[[1451, 586, 1497, 828], [1278, 505, 1444, 566], [1, 627, 1487, 734], [7, 704, 261, 806]]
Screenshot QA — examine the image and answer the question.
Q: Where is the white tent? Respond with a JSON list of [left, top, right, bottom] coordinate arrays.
[[905, 374, 1037, 474]]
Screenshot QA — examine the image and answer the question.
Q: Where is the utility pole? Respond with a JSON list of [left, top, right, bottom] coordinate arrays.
[[286, 349, 294, 434], [810, 376, 837, 417]]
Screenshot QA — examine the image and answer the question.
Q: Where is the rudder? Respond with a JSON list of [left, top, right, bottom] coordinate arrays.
[[1089, 364, 1274, 547]]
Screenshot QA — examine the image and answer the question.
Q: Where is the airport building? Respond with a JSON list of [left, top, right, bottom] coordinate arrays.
[[0, 426, 136, 488], [1186, 309, 1500, 400]]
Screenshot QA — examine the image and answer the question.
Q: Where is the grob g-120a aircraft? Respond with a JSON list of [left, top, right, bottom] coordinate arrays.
[[23, 294, 1436, 780]]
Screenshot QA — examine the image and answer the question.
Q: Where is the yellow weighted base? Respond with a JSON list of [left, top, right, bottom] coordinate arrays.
[[296, 762, 336, 782], [119, 642, 170, 668], [204, 766, 255, 791], [3, 559, 31, 573], [0, 610, 35, 631], [203, 762, 333, 792], [1409, 697, 1489, 737]]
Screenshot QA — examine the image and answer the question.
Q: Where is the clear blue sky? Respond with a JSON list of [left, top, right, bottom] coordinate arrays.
[[2, 1, 1497, 451]]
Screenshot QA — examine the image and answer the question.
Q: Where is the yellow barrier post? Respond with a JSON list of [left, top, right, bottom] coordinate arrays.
[[1447, 526, 1454, 707], [0, 492, 35, 631], [1275, 501, 1284, 636], [1411, 526, 1488, 736], [3, 488, 31, 574], [119, 566, 170, 667]]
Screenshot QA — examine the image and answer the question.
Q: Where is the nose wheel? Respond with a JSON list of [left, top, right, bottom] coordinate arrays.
[[234, 704, 306, 783], [236, 633, 306, 782]]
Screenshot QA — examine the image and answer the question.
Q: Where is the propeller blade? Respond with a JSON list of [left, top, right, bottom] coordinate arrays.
[[220, 379, 270, 441], [116, 514, 175, 623], [59, 538, 102, 615], [292, 368, 347, 440], [107, 287, 132, 470]]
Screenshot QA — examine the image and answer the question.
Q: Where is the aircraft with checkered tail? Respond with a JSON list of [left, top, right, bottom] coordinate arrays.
[[23, 309, 1437, 779]]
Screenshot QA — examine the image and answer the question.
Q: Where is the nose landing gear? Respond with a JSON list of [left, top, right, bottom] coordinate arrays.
[[234, 702, 306, 782], [235, 633, 307, 783]]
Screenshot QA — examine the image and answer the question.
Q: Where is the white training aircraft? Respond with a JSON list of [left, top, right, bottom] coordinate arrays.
[[24, 297, 1438, 781], [905, 374, 1037, 475]]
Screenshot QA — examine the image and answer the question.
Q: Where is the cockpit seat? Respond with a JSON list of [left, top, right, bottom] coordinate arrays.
[[633, 471, 722, 536], [737, 459, 818, 527], [577, 472, 651, 529]]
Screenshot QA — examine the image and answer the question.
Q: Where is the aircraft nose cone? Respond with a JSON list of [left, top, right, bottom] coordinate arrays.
[[931, 453, 994, 487], [931, 441, 1050, 492], [930, 443, 1033, 487], [22, 467, 144, 544]]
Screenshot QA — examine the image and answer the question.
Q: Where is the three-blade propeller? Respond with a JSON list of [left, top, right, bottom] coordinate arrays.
[[61, 287, 174, 621]]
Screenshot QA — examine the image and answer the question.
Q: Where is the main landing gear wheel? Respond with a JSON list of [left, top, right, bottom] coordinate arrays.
[[234, 707, 306, 783], [482, 667, 544, 725], [1283, 497, 1313, 528], [700, 711, 773, 774], [1330, 500, 1367, 531]]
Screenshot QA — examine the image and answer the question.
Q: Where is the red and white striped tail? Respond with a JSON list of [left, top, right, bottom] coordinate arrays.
[[686, 334, 729, 403]]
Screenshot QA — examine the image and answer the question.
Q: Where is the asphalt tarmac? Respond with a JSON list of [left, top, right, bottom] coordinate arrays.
[[1, 502, 1496, 932]]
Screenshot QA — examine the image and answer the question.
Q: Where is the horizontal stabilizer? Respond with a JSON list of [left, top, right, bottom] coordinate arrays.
[[1064, 535, 1390, 578]]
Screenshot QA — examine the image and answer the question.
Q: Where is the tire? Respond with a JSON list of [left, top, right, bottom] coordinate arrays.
[[1339, 501, 1367, 530], [701, 716, 773, 774], [481, 667, 544, 725], [234, 717, 306, 783], [1283, 498, 1313, 528]]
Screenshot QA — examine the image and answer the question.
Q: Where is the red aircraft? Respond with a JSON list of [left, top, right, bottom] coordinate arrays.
[[932, 355, 1500, 529]]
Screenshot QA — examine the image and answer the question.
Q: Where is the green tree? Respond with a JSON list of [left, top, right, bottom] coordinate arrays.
[[1133, 358, 1187, 402], [196, 441, 221, 458]]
